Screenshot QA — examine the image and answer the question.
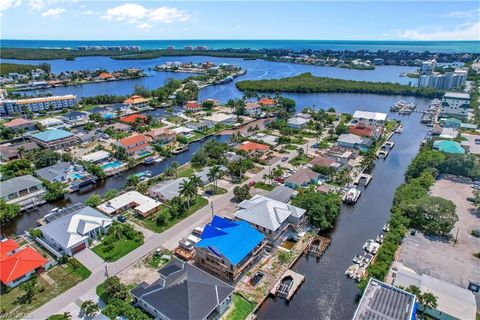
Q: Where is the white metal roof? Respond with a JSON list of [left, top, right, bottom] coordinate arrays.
[[97, 191, 162, 215], [353, 110, 387, 121], [81, 150, 111, 162]]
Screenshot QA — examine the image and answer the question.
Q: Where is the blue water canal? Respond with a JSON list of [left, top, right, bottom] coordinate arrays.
[[2, 56, 429, 319]]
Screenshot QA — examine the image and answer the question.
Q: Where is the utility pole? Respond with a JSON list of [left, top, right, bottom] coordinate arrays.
[[210, 200, 214, 218], [104, 264, 109, 278]]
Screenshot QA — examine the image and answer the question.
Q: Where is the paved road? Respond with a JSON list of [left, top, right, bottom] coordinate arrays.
[[31, 140, 310, 319]]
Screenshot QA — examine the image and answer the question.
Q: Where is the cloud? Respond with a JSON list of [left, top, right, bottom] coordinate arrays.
[[83, 10, 97, 16], [445, 8, 480, 19], [41, 7, 65, 17], [102, 3, 190, 30], [0, 0, 21, 15], [394, 22, 480, 41]]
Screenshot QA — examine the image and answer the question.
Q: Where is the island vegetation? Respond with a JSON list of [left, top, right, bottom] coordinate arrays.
[[236, 72, 442, 98], [0, 62, 51, 76]]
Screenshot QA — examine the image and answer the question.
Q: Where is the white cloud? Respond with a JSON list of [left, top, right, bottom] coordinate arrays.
[[0, 0, 21, 15], [83, 10, 97, 16], [102, 3, 190, 30], [41, 7, 65, 17], [445, 8, 480, 19], [395, 22, 480, 41]]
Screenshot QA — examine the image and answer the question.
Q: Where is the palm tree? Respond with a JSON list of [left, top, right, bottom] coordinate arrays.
[[62, 312, 72, 320], [171, 161, 180, 177], [207, 165, 222, 190], [179, 179, 196, 208], [419, 292, 438, 315]]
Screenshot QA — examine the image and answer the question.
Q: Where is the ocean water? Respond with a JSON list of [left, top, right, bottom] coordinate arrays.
[[1, 39, 479, 53]]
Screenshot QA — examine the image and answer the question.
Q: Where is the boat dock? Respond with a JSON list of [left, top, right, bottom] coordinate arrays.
[[353, 173, 372, 186], [269, 270, 305, 301], [376, 140, 395, 158], [304, 236, 331, 258]]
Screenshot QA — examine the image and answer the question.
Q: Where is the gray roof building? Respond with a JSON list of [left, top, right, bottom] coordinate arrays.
[[34, 162, 71, 183], [131, 259, 234, 320], [148, 178, 185, 201], [0, 175, 44, 200], [264, 186, 297, 203], [353, 278, 416, 320]]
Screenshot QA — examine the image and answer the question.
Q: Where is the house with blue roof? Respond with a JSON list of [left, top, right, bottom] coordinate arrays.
[[195, 215, 266, 283], [29, 128, 79, 150]]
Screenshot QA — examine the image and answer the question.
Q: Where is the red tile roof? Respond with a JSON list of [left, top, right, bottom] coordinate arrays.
[[4, 118, 33, 128], [0, 242, 47, 284], [236, 141, 270, 152], [259, 98, 276, 106], [0, 240, 19, 259], [120, 114, 147, 124], [309, 156, 334, 167], [349, 124, 374, 137], [185, 101, 201, 109], [98, 72, 113, 79], [118, 134, 148, 148], [124, 95, 148, 105]]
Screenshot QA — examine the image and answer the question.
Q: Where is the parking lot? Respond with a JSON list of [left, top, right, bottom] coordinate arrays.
[[398, 177, 480, 292]]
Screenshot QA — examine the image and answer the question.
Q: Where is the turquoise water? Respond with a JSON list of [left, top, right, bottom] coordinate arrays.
[[2, 39, 479, 53], [70, 172, 82, 180], [137, 151, 153, 158], [100, 160, 122, 170]]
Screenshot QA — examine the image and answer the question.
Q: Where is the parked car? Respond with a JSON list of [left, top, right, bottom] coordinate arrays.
[[117, 215, 127, 223], [248, 181, 256, 187], [281, 157, 289, 162]]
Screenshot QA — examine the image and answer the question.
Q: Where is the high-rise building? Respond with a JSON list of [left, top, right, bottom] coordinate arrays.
[[418, 69, 467, 90]]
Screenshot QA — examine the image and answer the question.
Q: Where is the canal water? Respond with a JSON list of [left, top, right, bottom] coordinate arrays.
[[5, 56, 417, 98], [256, 102, 429, 320]]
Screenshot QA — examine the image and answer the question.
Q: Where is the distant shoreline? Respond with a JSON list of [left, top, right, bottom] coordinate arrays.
[[1, 39, 480, 53]]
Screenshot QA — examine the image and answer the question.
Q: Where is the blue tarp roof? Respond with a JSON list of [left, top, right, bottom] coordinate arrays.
[[196, 215, 264, 265], [30, 129, 73, 142]]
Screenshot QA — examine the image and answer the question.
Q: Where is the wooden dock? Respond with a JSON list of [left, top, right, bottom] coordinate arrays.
[[269, 270, 305, 301], [304, 236, 331, 258]]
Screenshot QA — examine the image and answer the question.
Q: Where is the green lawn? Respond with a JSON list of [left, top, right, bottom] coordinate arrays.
[[285, 144, 298, 150], [1, 259, 91, 316], [177, 165, 195, 178], [166, 116, 183, 124], [92, 238, 143, 262], [254, 182, 275, 191], [225, 294, 255, 320], [186, 132, 206, 142], [46, 315, 69, 320], [133, 196, 208, 233], [205, 185, 228, 195], [289, 154, 312, 166]]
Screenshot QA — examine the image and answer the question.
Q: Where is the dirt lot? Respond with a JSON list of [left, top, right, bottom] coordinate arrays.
[[117, 257, 159, 286], [398, 177, 480, 291]]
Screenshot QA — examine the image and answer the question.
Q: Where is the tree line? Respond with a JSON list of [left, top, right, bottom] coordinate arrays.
[[236, 72, 442, 98]]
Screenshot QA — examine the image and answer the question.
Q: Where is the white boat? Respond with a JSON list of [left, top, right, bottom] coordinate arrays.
[[363, 239, 380, 254], [353, 267, 367, 282], [353, 253, 364, 265], [346, 264, 359, 278], [343, 187, 361, 204], [395, 125, 403, 133], [362, 254, 374, 266], [383, 223, 390, 232], [376, 233, 385, 244]]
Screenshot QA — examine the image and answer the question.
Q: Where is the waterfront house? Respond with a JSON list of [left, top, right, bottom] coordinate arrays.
[[259, 98, 276, 107], [264, 186, 297, 203], [37, 117, 65, 129], [441, 92, 471, 119], [348, 122, 383, 139], [34, 161, 72, 183], [145, 127, 176, 144], [97, 191, 162, 217], [110, 103, 129, 114], [309, 156, 344, 173], [336, 133, 372, 151], [433, 140, 465, 154], [287, 116, 309, 129], [62, 111, 88, 124], [236, 141, 270, 154], [235, 195, 306, 247], [353, 278, 416, 320], [39, 204, 112, 256], [250, 133, 279, 146], [29, 129, 79, 150], [131, 259, 234, 320], [195, 215, 266, 283], [186, 120, 215, 132], [120, 114, 147, 124], [285, 168, 321, 189], [3, 118, 36, 132], [245, 102, 262, 116], [224, 151, 245, 162], [97, 72, 113, 80], [0, 239, 48, 288], [443, 118, 462, 129], [184, 101, 202, 112], [124, 95, 148, 109], [0, 175, 46, 210], [321, 146, 358, 165], [116, 134, 152, 158], [352, 111, 388, 127], [439, 127, 458, 139], [107, 122, 131, 133], [81, 150, 111, 164], [204, 113, 236, 126]]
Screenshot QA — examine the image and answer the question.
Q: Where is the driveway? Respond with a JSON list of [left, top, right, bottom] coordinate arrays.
[[74, 248, 105, 272]]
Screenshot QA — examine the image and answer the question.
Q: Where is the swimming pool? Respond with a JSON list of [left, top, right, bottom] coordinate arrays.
[[70, 172, 83, 180], [137, 151, 153, 158], [100, 161, 122, 170]]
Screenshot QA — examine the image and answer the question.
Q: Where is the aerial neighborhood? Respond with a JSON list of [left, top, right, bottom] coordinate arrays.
[[0, 42, 479, 320]]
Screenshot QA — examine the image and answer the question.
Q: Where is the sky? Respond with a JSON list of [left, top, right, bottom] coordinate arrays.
[[1, 1, 479, 40]]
